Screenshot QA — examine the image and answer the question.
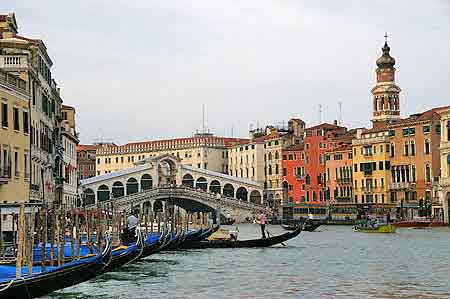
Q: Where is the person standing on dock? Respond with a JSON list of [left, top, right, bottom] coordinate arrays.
[[256, 210, 267, 239]]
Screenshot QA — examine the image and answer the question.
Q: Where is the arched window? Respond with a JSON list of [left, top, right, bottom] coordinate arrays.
[[97, 185, 110, 202], [153, 200, 163, 213], [223, 184, 234, 198], [182, 174, 194, 188], [236, 187, 248, 201], [424, 139, 430, 155], [112, 181, 124, 198], [196, 177, 207, 191], [126, 177, 139, 195], [410, 141, 415, 156], [312, 191, 317, 201], [84, 188, 95, 206], [209, 180, 221, 194], [275, 151, 279, 160], [141, 174, 153, 190], [268, 152, 272, 160], [250, 190, 262, 204]]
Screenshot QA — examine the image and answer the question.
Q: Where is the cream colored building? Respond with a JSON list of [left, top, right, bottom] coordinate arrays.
[[437, 108, 450, 223], [0, 68, 30, 203], [96, 133, 247, 176], [228, 118, 305, 211], [61, 105, 79, 207], [0, 13, 63, 204]]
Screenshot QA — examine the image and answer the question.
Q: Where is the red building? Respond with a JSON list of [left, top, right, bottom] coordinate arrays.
[[282, 123, 347, 220], [282, 144, 305, 204]]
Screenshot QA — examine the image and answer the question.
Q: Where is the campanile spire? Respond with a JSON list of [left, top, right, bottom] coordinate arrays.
[[371, 34, 401, 127]]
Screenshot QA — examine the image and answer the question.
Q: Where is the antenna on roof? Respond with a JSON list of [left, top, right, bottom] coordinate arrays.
[[231, 123, 234, 137], [202, 104, 206, 134], [338, 101, 343, 125], [318, 104, 323, 124]]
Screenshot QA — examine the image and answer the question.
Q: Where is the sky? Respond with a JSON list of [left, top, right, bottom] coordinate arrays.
[[3, 1, 450, 144]]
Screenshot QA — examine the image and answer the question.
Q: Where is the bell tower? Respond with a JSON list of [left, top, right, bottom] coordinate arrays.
[[371, 33, 401, 128]]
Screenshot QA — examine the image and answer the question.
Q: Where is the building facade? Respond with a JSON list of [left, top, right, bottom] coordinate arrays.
[[77, 144, 97, 180], [0, 13, 63, 205], [0, 68, 30, 203], [96, 133, 246, 176], [437, 108, 450, 223], [61, 105, 79, 207]]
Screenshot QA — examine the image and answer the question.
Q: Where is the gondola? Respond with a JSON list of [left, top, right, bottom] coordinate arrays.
[[105, 230, 144, 272], [0, 236, 112, 299], [282, 222, 321, 232], [141, 229, 173, 257], [180, 226, 302, 249], [162, 231, 186, 251], [176, 225, 219, 249]]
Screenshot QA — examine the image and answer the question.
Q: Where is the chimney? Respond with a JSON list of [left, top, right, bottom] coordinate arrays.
[[333, 120, 338, 125]]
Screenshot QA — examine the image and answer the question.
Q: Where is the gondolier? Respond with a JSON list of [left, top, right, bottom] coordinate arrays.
[[256, 210, 267, 239]]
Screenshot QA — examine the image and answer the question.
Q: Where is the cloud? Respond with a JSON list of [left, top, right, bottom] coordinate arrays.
[[2, 0, 450, 144]]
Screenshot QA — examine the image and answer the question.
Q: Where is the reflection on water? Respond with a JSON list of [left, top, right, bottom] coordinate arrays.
[[45, 225, 450, 299]]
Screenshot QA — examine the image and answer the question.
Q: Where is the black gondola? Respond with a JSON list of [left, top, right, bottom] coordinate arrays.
[[139, 230, 170, 259], [176, 225, 219, 249], [105, 230, 144, 272], [179, 226, 302, 249], [282, 222, 321, 232], [0, 237, 112, 299]]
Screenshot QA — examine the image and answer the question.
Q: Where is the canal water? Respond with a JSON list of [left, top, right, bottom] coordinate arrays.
[[45, 225, 450, 299]]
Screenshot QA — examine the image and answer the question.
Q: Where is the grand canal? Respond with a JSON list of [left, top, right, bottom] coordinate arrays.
[[45, 225, 450, 299]]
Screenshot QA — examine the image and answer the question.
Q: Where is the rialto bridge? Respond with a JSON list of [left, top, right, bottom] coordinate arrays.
[[80, 154, 267, 222]]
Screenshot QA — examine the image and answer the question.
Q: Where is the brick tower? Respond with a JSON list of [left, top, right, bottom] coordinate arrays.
[[371, 34, 401, 128]]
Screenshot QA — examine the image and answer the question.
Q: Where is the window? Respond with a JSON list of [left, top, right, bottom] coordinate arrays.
[[12, 107, 20, 131], [402, 128, 409, 136], [283, 168, 287, 176], [24, 153, 28, 178], [1, 102, 8, 128], [424, 139, 430, 155], [23, 111, 29, 134], [404, 141, 409, 156], [354, 164, 358, 172], [410, 141, 415, 156], [425, 164, 431, 182], [423, 125, 430, 133], [379, 161, 384, 170], [14, 151, 18, 177]]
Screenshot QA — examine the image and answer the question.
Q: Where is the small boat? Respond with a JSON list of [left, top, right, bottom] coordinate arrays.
[[354, 224, 396, 233], [0, 236, 112, 299], [394, 218, 431, 228], [282, 222, 321, 232], [176, 225, 220, 249], [179, 226, 302, 249]]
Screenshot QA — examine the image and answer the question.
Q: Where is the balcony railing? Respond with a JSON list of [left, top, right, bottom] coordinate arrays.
[[0, 165, 12, 184], [336, 178, 352, 184], [390, 182, 413, 190], [0, 55, 28, 69], [362, 186, 374, 194]]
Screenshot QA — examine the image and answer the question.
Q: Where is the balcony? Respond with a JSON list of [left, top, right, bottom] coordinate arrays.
[[295, 175, 304, 181], [0, 55, 28, 69], [390, 182, 414, 190], [336, 178, 352, 184], [362, 186, 374, 194], [440, 177, 450, 187], [363, 171, 373, 176], [0, 165, 12, 184]]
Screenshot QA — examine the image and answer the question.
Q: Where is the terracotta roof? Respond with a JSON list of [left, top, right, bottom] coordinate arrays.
[[390, 105, 450, 127], [77, 144, 97, 152], [306, 123, 346, 131], [107, 136, 248, 150]]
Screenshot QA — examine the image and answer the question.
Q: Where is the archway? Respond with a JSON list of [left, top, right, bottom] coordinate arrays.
[[209, 180, 221, 194], [196, 177, 208, 191], [97, 185, 110, 202], [154, 200, 163, 213], [112, 181, 124, 198], [143, 201, 152, 214], [84, 188, 95, 206], [126, 177, 139, 195], [236, 187, 248, 201], [223, 184, 234, 198], [158, 157, 177, 185], [182, 174, 194, 188], [141, 174, 153, 191], [250, 190, 262, 204]]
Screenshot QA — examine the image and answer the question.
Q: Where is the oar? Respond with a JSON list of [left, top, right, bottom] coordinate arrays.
[[266, 229, 286, 247]]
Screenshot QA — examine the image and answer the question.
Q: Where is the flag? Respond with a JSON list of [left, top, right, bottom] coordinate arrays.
[[56, 144, 64, 159]]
